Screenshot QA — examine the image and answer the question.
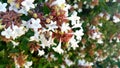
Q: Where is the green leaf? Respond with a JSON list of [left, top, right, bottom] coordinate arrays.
[[38, 64, 43, 68], [19, 38, 29, 52], [43, 4, 50, 14], [25, 29, 34, 38], [0, 50, 4, 57], [0, 64, 5, 68], [21, 15, 32, 21], [38, 0, 44, 3], [1, 0, 7, 3], [0, 41, 6, 51], [7, 42, 13, 49], [9, 48, 19, 53]]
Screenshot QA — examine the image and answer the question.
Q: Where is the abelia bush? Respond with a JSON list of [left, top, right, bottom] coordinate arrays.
[[0, 0, 120, 68]]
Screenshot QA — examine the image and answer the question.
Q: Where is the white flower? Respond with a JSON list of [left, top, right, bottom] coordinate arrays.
[[30, 18, 41, 31], [40, 33, 55, 48], [89, 27, 102, 40], [18, 7, 28, 15], [9, 2, 28, 15], [12, 25, 26, 39], [14, 26, 26, 35], [9, 2, 18, 11], [21, 0, 35, 11], [116, 38, 120, 42], [53, 40, 64, 54], [45, 54, 58, 61], [99, 13, 104, 17], [63, 4, 71, 16], [118, 56, 120, 59], [92, 33, 100, 39], [15, 63, 20, 68], [30, 31, 40, 42], [68, 11, 80, 25], [45, 0, 48, 2], [113, 15, 120, 23], [78, 8, 82, 13], [112, 0, 116, 2], [11, 41, 19, 48], [83, 1, 87, 4], [50, 54, 57, 60], [95, 56, 107, 61], [1, 27, 13, 39], [69, 36, 79, 50], [106, 0, 109, 2], [51, 0, 66, 6], [98, 23, 103, 27], [74, 29, 84, 41], [61, 64, 65, 68], [22, 20, 31, 29], [90, 5, 94, 9], [61, 23, 70, 33], [72, 22, 82, 28], [81, 45, 85, 50], [1, 25, 26, 39], [78, 59, 85, 66], [78, 59, 93, 66], [91, 31, 102, 40], [65, 57, 74, 66], [24, 61, 33, 68], [0, 2, 7, 12], [38, 50, 45, 56], [73, 4, 78, 9], [97, 38, 103, 44], [45, 21, 58, 32], [106, 14, 110, 20], [86, 4, 90, 9]]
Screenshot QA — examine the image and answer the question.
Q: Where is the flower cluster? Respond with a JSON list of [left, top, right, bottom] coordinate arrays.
[[0, 0, 120, 68]]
